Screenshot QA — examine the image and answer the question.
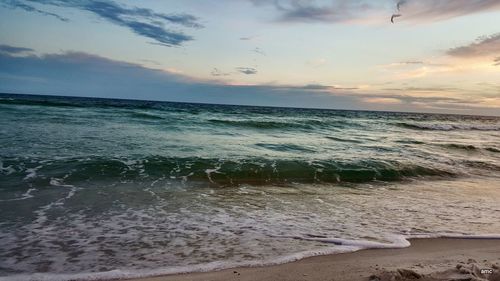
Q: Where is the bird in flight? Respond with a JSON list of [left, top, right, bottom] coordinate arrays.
[[391, 0, 406, 23], [397, 0, 406, 11], [391, 14, 401, 23]]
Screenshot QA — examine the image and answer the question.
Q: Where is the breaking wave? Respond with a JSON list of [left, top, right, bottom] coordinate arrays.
[[397, 122, 500, 131], [1, 156, 457, 187]]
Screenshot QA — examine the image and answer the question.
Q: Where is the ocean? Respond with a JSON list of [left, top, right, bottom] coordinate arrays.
[[1, 93, 499, 280]]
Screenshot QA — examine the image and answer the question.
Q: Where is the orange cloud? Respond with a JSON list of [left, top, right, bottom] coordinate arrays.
[[363, 97, 402, 104]]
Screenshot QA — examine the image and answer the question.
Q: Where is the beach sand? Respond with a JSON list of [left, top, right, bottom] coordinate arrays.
[[127, 238, 500, 281]]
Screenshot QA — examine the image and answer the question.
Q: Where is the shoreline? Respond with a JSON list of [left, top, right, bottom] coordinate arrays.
[[126, 238, 500, 281]]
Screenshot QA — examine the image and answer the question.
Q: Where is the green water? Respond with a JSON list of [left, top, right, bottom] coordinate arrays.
[[0, 93, 499, 280]]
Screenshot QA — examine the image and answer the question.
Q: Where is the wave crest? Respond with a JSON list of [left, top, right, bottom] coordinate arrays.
[[2, 156, 457, 187], [397, 122, 500, 131]]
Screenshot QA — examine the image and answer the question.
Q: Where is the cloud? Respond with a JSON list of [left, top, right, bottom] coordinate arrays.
[[447, 33, 500, 58], [362, 97, 402, 104], [1, 0, 202, 46], [253, 47, 266, 56], [250, 0, 500, 24], [382, 60, 449, 69], [396, 0, 500, 22], [379, 58, 463, 80], [398, 61, 424, 65], [1, 0, 68, 21], [0, 49, 369, 110], [240, 36, 258, 41], [295, 84, 333, 90], [236, 67, 258, 75], [1, 48, 499, 116], [0, 50, 190, 97], [380, 32, 500, 81], [252, 0, 377, 23], [444, 33, 500, 67], [357, 92, 499, 110], [287, 84, 358, 91], [0, 44, 34, 55], [383, 86, 459, 92], [211, 68, 230, 77]]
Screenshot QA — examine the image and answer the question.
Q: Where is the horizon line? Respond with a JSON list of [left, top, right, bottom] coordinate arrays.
[[1, 92, 499, 118]]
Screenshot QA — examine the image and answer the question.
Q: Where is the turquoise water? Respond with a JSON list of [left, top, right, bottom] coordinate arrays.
[[1, 94, 499, 280]]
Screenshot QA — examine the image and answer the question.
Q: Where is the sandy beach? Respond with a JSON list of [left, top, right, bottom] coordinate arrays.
[[128, 238, 500, 281]]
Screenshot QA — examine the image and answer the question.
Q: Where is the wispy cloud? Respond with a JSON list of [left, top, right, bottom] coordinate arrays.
[[447, 33, 500, 58], [1, 0, 68, 21], [380, 31, 500, 80], [294, 84, 333, 90], [253, 47, 266, 56], [383, 86, 459, 93], [362, 97, 402, 104], [382, 60, 449, 68], [0, 44, 34, 55], [211, 68, 231, 77], [250, 0, 500, 24], [1, 0, 203, 46], [251, 0, 377, 23], [443, 32, 500, 68], [295, 84, 358, 91], [396, 61, 423, 65], [240, 35, 259, 41], [236, 67, 258, 75], [262, 83, 359, 92], [397, 0, 500, 22], [379, 60, 456, 80]]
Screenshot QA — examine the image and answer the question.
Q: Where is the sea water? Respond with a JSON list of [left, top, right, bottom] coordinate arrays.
[[1, 93, 499, 280]]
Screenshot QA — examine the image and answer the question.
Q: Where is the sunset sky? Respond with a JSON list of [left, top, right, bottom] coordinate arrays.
[[1, 0, 499, 115]]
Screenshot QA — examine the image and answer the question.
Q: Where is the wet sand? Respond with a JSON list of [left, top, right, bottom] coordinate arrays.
[[126, 238, 500, 281]]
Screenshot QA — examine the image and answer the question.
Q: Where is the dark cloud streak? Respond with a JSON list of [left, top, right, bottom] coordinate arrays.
[[272, 0, 373, 23], [236, 67, 258, 75], [2, 0, 68, 21], [284, 84, 359, 91], [0, 44, 35, 54], [1, 0, 202, 46]]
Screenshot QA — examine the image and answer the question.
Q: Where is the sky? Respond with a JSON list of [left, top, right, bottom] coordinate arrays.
[[0, 0, 499, 115]]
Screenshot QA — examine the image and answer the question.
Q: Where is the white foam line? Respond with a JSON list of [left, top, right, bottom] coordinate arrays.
[[270, 234, 411, 249], [29, 179, 80, 225], [0, 246, 354, 281], [23, 165, 43, 181], [49, 178, 79, 200], [406, 233, 500, 240], [2, 234, 499, 281], [0, 188, 37, 202], [0, 160, 16, 175]]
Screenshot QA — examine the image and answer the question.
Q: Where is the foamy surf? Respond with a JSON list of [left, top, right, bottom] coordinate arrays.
[[2, 234, 500, 281]]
